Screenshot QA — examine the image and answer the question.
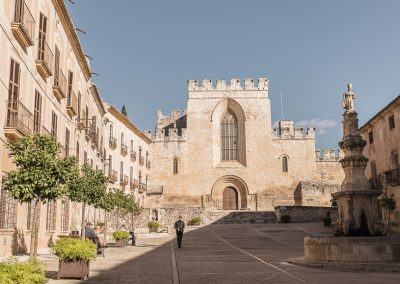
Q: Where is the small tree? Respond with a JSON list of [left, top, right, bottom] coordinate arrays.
[[4, 134, 77, 259], [68, 163, 108, 238], [121, 105, 128, 116], [380, 194, 397, 234], [97, 191, 117, 245]]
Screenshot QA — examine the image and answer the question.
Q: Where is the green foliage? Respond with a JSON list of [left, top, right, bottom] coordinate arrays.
[[0, 258, 47, 284], [148, 220, 160, 228], [53, 237, 96, 262], [121, 105, 128, 116], [280, 215, 291, 223], [4, 134, 77, 203], [68, 163, 107, 207], [112, 188, 141, 214], [191, 216, 201, 224], [381, 194, 397, 212], [112, 230, 130, 240]]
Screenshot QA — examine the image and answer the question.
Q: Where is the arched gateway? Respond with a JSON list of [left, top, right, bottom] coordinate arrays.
[[211, 175, 248, 210]]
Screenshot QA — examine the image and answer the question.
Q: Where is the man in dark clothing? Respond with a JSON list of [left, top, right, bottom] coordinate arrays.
[[174, 216, 185, 248]]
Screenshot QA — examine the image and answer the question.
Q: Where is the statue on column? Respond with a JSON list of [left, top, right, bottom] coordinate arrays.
[[342, 83, 355, 111]]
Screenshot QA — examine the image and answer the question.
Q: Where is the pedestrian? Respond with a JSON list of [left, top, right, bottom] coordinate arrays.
[[174, 216, 185, 248], [129, 228, 136, 246]]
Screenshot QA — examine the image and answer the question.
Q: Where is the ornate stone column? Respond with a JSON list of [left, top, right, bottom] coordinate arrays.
[[332, 84, 386, 236]]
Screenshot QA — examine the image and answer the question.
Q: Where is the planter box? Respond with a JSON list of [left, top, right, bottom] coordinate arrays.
[[149, 226, 158, 233], [115, 238, 129, 247], [57, 260, 90, 280]]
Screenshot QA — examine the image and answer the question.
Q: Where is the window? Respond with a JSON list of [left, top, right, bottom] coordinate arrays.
[[77, 92, 81, 120], [84, 151, 88, 164], [282, 156, 288, 172], [76, 141, 80, 164], [368, 131, 373, 144], [120, 161, 124, 180], [173, 158, 179, 174], [6, 59, 20, 127], [0, 178, 17, 229], [146, 151, 149, 164], [131, 140, 134, 151], [54, 45, 60, 86], [65, 128, 70, 157], [37, 13, 47, 61], [130, 167, 133, 184], [110, 125, 113, 138], [221, 110, 237, 161], [121, 133, 124, 145], [60, 200, 69, 231], [389, 115, 395, 130], [139, 171, 142, 184], [51, 111, 57, 137], [33, 90, 42, 133], [67, 71, 73, 101], [370, 160, 377, 179], [46, 200, 56, 231], [85, 106, 89, 129], [108, 155, 113, 174]]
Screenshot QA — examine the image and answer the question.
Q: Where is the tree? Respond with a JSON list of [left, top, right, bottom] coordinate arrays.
[[380, 194, 397, 234], [121, 105, 127, 116], [97, 191, 117, 245], [68, 163, 108, 238], [4, 134, 77, 259]]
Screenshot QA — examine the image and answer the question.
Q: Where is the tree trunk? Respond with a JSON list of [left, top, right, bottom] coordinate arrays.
[[103, 210, 108, 246], [29, 199, 39, 259], [81, 203, 86, 239]]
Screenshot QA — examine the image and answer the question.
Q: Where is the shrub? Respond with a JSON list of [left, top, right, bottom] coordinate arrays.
[[113, 230, 130, 240], [191, 216, 201, 224], [53, 237, 96, 262], [0, 258, 47, 284], [148, 220, 160, 228], [96, 222, 105, 228], [280, 214, 290, 223]]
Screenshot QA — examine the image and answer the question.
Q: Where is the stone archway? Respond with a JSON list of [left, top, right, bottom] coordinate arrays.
[[211, 175, 248, 210]]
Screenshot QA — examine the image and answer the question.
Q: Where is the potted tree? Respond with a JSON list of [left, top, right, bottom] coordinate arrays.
[[190, 216, 201, 226], [54, 237, 97, 280], [113, 230, 130, 247], [148, 220, 160, 233]]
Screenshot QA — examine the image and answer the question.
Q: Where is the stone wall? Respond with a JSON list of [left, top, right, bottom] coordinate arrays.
[[275, 206, 338, 223]]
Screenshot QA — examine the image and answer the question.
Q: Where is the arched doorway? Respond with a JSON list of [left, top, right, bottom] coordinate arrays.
[[223, 187, 238, 210]]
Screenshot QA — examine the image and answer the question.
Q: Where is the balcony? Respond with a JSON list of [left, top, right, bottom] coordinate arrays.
[[36, 38, 54, 78], [66, 91, 78, 117], [146, 160, 151, 169], [138, 183, 147, 193], [120, 175, 128, 187], [108, 170, 118, 183], [385, 169, 400, 185], [139, 156, 144, 166], [53, 68, 67, 100], [4, 100, 33, 141], [130, 178, 139, 189], [120, 143, 128, 156], [146, 186, 164, 196], [109, 137, 117, 150], [11, 0, 35, 48], [130, 151, 136, 162], [77, 109, 86, 131]]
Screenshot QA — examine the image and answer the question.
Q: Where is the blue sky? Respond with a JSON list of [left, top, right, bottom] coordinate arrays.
[[67, 0, 400, 148]]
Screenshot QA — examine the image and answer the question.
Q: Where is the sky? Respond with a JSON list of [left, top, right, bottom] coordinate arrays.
[[66, 0, 400, 149]]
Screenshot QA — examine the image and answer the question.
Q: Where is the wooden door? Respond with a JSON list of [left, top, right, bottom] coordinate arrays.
[[223, 187, 238, 210]]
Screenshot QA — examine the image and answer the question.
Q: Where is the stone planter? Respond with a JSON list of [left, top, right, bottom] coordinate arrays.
[[148, 226, 158, 233], [115, 238, 129, 247], [57, 260, 90, 280]]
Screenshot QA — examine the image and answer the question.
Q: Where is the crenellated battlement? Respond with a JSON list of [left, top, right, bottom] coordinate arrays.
[[152, 127, 187, 143], [273, 120, 315, 139], [187, 78, 268, 92], [315, 149, 343, 162]]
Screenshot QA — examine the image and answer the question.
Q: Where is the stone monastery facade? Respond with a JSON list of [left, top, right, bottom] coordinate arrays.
[[147, 79, 344, 212]]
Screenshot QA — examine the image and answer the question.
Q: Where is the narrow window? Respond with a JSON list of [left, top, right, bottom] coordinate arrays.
[[121, 133, 124, 146], [389, 115, 395, 130], [46, 200, 56, 231], [60, 199, 69, 231], [173, 158, 178, 174], [77, 92, 81, 121], [65, 128, 70, 157], [54, 45, 60, 86], [83, 151, 88, 164], [51, 111, 58, 137], [6, 59, 20, 128], [131, 140, 134, 151], [85, 106, 89, 130], [130, 167, 133, 186], [37, 13, 47, 61], [120, 161, 124, 180], [67, 71, 73, 102], [108, 155, 112, 174], [221, 110, 238, 161], [370, 160, 377, 178], [33, 90, 42, 133], [368, 131, 373, 144], [282, 156, 288, 172], [76, 141, 80, 164], [110, 125, 113, 138]]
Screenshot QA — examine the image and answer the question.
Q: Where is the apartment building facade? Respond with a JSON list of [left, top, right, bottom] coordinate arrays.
[[360, 96, 400, 224], [0, 0, 151, 257]]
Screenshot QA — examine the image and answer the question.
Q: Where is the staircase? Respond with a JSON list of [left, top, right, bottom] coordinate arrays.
[[203, 211, 277, 225]]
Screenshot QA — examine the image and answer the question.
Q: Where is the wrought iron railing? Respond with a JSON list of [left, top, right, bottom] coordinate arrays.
[[13, 0, 35, 43], [4, 99, 33, 135], [120, 143, 128, 156], [54, 68, 67, 96], [37, 38, 54, 74], [109, 137, 117, 149], [130, 151, 136, 162], [67, 90, 78, 115]]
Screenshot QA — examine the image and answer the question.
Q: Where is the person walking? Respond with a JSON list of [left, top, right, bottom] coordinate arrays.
[[174, 216, 185, 248]]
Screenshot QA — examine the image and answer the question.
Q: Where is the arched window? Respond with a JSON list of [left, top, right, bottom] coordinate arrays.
[[282, 156, 288, 172], [221, 110, 237, 161], [173, 158, 179, 174]]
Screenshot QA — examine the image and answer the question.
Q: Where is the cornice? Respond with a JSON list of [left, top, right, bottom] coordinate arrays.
[[90, 84, 106, 116], [51, 0, 91, 80]]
